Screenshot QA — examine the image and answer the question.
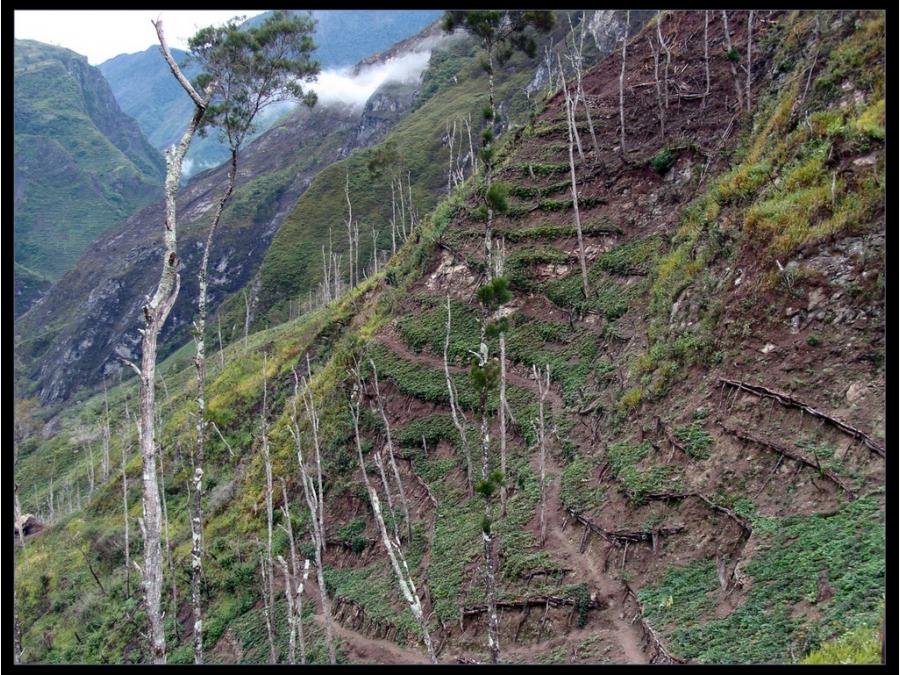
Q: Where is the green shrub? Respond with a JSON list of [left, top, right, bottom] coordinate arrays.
[[650, 148, 675, 174]]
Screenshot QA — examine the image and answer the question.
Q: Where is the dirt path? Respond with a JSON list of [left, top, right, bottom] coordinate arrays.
[[312, 613, 429, 665]]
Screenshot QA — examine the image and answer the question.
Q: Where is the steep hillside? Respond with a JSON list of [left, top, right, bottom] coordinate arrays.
[[100, 11, 442, 178], [14, 10, 884, 666], [13, 40, 166, 280], [15, 25, 449, 405], [98, 46, 199, 152], [14, 263, 52, 318]]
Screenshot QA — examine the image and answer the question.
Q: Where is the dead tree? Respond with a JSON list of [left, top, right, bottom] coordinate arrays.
[[494, 240, 509, 517], [472, 318, 501, 665], [345, 172, 355, 289], [558, 56, 590, 298], [102, 381, 111, 481], [289, 368, 337, 664], [158, 448, 179, 642], [656, 12, 672, 109], [532, 364, 551, 547], [242, 289, 251, 347], [721, 11, 745, 112], [702, 11, 711, 108], [350, 372, 437, 663], [444, 296, 474, 494], [278, 479, 310, 664], [260, 354, 277, 663], [744, 10, 754, 111], [257, 546, 277, 663], [369, 359, 413, 544], [122, 398, 134, 597], [565, 12, 596, 162], [618, 10, 630, 155]]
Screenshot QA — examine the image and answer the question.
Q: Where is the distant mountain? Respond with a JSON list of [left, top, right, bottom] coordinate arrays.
[[14, 39, 166, 281], [98, 10, 442, 178]]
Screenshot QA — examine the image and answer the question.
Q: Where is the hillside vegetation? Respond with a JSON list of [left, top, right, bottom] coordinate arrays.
[[14, 10, 883, 665], [14, 40, 166, 281]]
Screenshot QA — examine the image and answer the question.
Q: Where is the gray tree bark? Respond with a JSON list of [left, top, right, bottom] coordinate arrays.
[[444, 297, 474, 494]]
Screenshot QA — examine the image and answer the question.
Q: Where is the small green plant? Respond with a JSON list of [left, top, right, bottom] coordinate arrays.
[[651, 148, 675, 174], [806, 334, 820, 346], [726, 47, 741, 62]]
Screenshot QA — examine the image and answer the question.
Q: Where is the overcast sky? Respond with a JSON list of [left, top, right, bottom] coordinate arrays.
[[14, 10, 266, 64]]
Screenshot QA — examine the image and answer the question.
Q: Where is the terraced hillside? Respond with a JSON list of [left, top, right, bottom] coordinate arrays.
[[13, 10, 884, 665]]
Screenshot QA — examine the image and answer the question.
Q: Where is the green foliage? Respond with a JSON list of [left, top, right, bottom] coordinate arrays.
[[639, 496, 885, 663], [726, 47, 741, 63], [190, 10, 319, 146], [571, 583, 592, 628], [673, 409, 713, 460], [485, 181, 510, 213], [336, 516, 368, 554], [607, 440, 675, 504], [559, 455, 604, 513], [806, 334, 820, 346], [650, 148, 675, 174], [476, 276, 512, 309], [803, 622, 883, 664]]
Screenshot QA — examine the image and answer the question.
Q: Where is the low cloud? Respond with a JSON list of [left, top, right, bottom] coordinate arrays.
[[308, 50, 432, 109]]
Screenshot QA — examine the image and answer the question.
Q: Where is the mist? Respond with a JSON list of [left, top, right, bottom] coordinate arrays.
[[309, 49, 432, 108]]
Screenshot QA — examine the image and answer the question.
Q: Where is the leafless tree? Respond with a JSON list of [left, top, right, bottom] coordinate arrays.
[[656, 12, 672, 109], [619, 10, 630, 155], [258, 545, 277, 663], [350, 370, 437, 663], [242, 289, 251, 347], [102, 381, 111, 481], [702, 11, 711, 108], [648, 36, 665, 138], [494, 240, 510, 517], [721, 11, 745, 112], [260, 354, 277, 663], [531, 364, 551, 547], [278, 478, 310, 664], [288, 367, 336, 664], [558, 56, 590, 298], [566, 12, 598, 162], [158, 447, 179, 641], [345, 172, 356, 289], [745, 10, 754, 111], [369, 359, 413, 544], [443, 297, 474, 494]]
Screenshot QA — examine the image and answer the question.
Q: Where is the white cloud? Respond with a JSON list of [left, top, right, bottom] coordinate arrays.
[[14, 10, 264, 64], [309, 50, 432, 109]]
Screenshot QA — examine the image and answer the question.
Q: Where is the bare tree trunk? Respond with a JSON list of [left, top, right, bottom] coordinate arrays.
[[390, 180, 398, 256], [648, 35, 665, 138], [372, 226, 379, 276], [276, 555, 296, 664], [443, 297, 474, 494], [87, 443, 95, 495], [532, 365, 550, 547], [657, 12, 671, 109], [702, 11, 711, 108], [278, 479, 309, 664], [721, 11, 745, 112], [217, 313, 225, 370], [14, 584, 23, 664], [464, 113, 477, 179], [188, 144, 238, 662], [345, 172, 355, 289], [102, 381, 111, 481], [349, 382, 437, 663], [369, 359, 413, 544], [242, 289, 251, 347], [474, 320, 500, 665], [567, 12, 596, 162], [619, 11, 629, 155], [559, 57, 590, 299], [260, 354, 277, 663], [745, 10, 754, 112], [158, 449, 179, 643], [122, 399, 132, 598], [258, 546, 277, 663], [292, 369, 336, 664]]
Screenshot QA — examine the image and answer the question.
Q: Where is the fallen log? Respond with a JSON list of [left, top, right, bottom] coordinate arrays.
[[566, 508, 686, 546], [624, 584, 689, 665], [642, 492, 753, 535], [462, 593, 603, 617], [718, 378, 885, 457], [717, 421, 858, 499]]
